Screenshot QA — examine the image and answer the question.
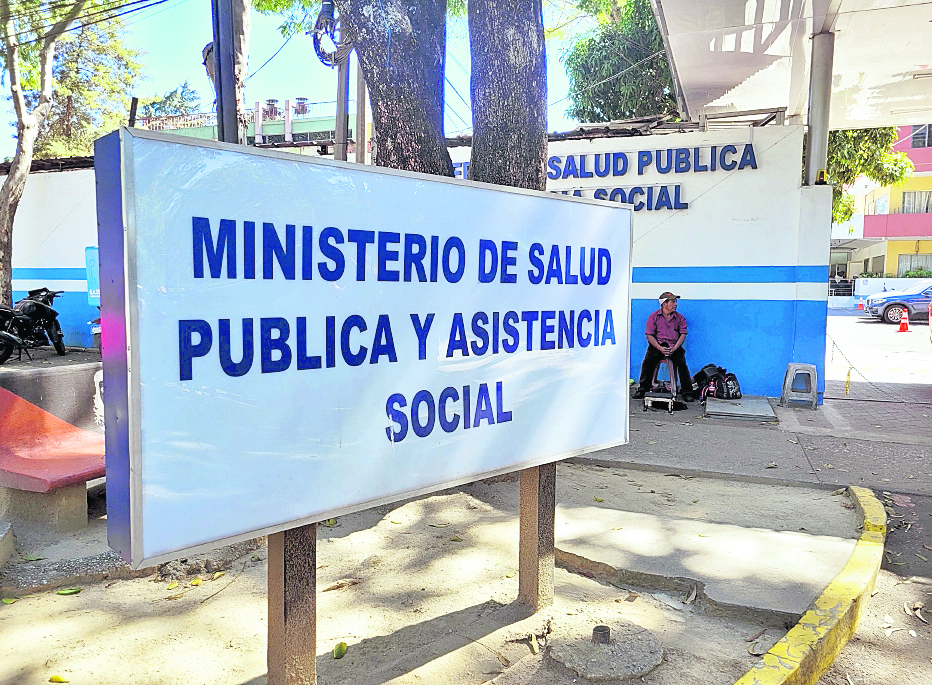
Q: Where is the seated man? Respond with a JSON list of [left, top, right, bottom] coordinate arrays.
[[632, 291, 697, 400]]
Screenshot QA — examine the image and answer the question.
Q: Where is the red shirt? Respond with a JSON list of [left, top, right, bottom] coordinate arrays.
[[645, 309, 687, 346]]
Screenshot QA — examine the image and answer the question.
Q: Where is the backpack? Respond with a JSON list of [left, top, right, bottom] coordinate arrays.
[[696, 366, 742, 401]]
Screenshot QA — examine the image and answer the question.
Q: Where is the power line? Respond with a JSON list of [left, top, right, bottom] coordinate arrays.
[[548, 49, 664, 109], [243, 34, 293, 83], [6, 0, 165, 43], [10, 0, 167, 47]]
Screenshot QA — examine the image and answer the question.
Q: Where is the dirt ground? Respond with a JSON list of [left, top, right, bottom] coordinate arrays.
[[0, 464, 873, 685]]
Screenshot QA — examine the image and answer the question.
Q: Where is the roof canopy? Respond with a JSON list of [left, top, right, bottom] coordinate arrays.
[[653, 0, 932, 128]]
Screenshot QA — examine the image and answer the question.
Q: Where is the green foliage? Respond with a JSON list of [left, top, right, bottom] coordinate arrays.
[[25, 19, 142, 158], [903, 268, 932, 278], [254, 0, 466, 39], [562, 0, 675, 122], [139, 81, 201, 118], [831, 189, 855, 225], [253, 0, 319, 38], [827, 127, 914, 223]]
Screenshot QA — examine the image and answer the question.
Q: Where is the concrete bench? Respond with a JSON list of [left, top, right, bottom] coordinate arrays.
[[0, 386, 104, 531]]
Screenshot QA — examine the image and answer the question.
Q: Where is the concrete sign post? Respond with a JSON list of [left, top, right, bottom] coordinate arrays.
[[95, 128, 631, 681]]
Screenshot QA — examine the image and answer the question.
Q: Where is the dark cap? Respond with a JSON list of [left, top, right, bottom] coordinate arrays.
[[658, 291, 680, 304]]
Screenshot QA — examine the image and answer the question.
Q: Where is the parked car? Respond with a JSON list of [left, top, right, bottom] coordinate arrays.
[[864, 279, 932, 324]]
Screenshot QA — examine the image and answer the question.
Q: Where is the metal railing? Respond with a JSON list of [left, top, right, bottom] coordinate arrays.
[[136, 99, 359, 131]]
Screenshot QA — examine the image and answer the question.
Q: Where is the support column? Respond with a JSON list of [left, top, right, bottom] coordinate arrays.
[[354, 59, 367, 164], [268, 523, 317, 685], [518, 462, 555, 610], [211, 0, 240, 144], [335, 55, 351, 162], [804, 31, 834, 186]]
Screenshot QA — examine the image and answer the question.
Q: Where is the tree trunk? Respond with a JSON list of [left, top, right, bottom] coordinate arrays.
[[0, 119, 37, 306], [335, 0, 453, 176], [468, 0, 547, 190], [1, 0, 85, 305]]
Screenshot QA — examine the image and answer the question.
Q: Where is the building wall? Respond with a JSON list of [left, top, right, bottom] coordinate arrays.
[[13, 126, 831, 397], [453, 126, 830, 398], [11, 169, 99, 347]]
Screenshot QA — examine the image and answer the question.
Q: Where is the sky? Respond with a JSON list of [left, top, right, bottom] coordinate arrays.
[[1, 0, 588, 159]]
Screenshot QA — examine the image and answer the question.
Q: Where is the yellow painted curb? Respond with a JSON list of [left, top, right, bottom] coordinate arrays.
[[732, 486, 886, 685]]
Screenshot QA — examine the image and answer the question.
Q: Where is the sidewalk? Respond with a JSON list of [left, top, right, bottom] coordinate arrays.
[[1, 372, 930, 684], [0, 462, 870, 685]]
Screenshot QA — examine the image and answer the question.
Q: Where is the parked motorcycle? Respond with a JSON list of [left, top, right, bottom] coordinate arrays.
[[0, 287, 68, 364]]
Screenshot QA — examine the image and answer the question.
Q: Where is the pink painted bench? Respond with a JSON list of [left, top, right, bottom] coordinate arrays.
[[0, 387, 104, 530]]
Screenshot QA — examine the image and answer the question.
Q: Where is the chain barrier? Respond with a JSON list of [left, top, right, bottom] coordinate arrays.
[[826, 334, 927, 405]]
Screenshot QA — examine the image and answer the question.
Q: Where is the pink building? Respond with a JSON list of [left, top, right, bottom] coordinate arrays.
[[842, 125, 932, 277]]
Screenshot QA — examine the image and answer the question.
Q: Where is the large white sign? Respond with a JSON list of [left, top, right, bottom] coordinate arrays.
[[96, 129, 632, 567]]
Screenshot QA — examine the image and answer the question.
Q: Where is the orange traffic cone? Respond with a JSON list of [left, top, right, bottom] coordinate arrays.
[[897, 309, 910, 332]]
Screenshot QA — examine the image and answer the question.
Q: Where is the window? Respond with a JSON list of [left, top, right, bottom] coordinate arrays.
[[902, 191, 932, 214], [897, 253, 932, 276], [911, 124, 931, 148]]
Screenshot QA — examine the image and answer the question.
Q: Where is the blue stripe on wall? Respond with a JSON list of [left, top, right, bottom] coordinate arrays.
[[633, 265, 828, 283], [12, 290, 96, 348], [12, 267, 87, 280], [631, 298, 826, 399]]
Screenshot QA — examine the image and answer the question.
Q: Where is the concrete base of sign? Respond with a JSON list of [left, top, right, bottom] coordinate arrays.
[[0, 522, 14, 567], [547, 618, 664, 681], [2, 483, 87, 532]]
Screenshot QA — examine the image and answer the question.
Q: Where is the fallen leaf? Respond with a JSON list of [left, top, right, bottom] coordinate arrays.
[[320, 518, 338, 527], [593, 496, 604, 502], [746, 628, 767, 642], [505, 572, 515, 578], [684, 586, 697, 604], [831, 488, 846, 496], [624, 592, 638, 602], [883, 614, 895, 624], [49, 677, 68, 683], [909, 630, 917, 637], [324, 579, 361, 592], [647, 441, 657, 445], [333, 642, 347, 659], [390, 520, 402, 525], [190, 578, 202, 586], [915, 608, 928, 624], [916, 554, 928, 562], [923, 545, 932, 551], [884, 627, 904, 637], [166, 582, 178, 590], [765, 462, 777, 469], [166, 593, 184, 600], [55, 588, 81, 596], [450, 536, 463, 542], [211, 571, 225, 581], [529, 633, 540, 654], [498, 653, 510, 667], [427, 523, 451, 528], [23, 555, 45, 562], [1, 598, 16, 604]]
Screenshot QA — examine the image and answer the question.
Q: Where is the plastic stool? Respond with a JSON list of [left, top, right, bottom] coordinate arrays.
[[780, 363, 818, 409]]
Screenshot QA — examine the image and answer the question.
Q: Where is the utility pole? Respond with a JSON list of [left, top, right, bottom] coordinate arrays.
[[211, 0, 240, 144]]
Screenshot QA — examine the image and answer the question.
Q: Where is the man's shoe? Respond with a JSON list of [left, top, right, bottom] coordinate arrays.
[[632, 388, 646, 399]]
